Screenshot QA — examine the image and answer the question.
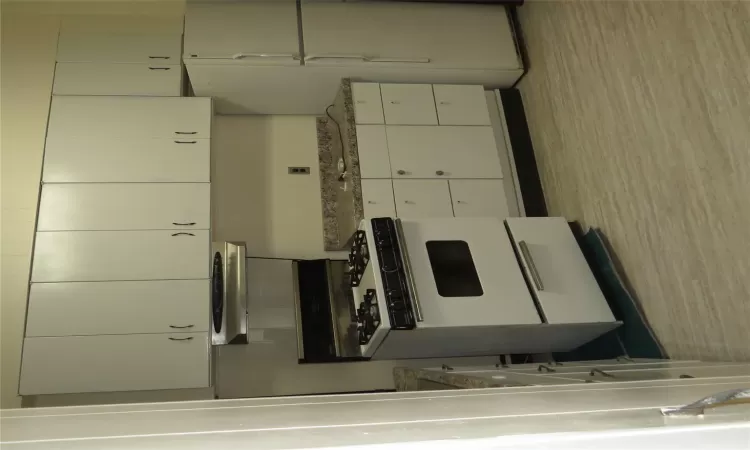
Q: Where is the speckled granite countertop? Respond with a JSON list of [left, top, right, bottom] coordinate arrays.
[[393, 367, 525, 391], [317, 79, 364, 251]]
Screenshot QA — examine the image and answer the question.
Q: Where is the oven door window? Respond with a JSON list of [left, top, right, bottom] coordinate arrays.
[[425, 240, 483, 297]]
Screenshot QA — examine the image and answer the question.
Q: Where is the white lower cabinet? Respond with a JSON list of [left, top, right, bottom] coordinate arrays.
[[393, 180, 453, 218], [361, 179, 396, 218], [449, 179, 510, 219], [26, 280, 209, 337], [31, 230, 209, 282], [53, 63, 182, 96], [19, 333, 210, 395], [38, 183, 210, 231]]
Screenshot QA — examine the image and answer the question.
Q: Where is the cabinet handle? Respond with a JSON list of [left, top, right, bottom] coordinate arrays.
[[439, 101, 450, 105], [148, 56, 171, 59], [396, 170, 406, 175], [232, 52, 300, 60], [519, 240, 544, 291], [175, 131, 197, 135], [404, 200, 415, 204], [456, 200, 466, 204], [661, 388, 750, 417], [589, 368, 615, 378], [174, 140, 197, 144], [171, 232, 195, 237], [172, 222, 196, 226], [169, 336, 194, 341], [304, 54, 367, 62], [435, 170, 445, 176], [148, 67, 171, 70], [367, 201, 376, 204], [389, 100, 401, 105], [169, 324, 195, 329]]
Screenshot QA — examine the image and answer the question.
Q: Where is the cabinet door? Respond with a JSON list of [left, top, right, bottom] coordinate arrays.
[[57, 33, 182, 63], [361, 180, 396, 219], [433, 85, 491, 126], [26, 280, 209, 337], [53, 63, 182, 96], [352, 83, 384, 124], [393, 180, 453, 218], [356, 125, 391, 179], [184, 3, 300, 64], [43, 137, 210, 183], [387, 126, 502, 179], [47, 96, 212, 140], [449, 180, 509, 219], [505, 217, 616, 324], [37, 184, 210, 231], [302, 3, 520, 71], [31, 230, 209, 282], [20, 333, 209, 395], [380, 84, 437, 125]]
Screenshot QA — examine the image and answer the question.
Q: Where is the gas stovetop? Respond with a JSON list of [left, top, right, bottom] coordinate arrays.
[[347, 230, 369, 287], [356, 288, 381, 345]]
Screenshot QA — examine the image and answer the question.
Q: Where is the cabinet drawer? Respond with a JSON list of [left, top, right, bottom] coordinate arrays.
[[38, 184, 210, 231], [47, 96, 212, 140], [26, 280, 209, 337], [53, 63, 182, 96], [449, 180, 509, 219], [380, 84, 437, 125], [20, 333, 209, 395], [393, 180, 453, 218], [57, 33, 182, 63], [387, 126, 502, 179], [43, 137, 210, 183], [352, 83, 384, 124], [31, 230, 209, 282], [356, 125, 391, 178], [361, 180, 396, 219], [433, 85, 491, 126]]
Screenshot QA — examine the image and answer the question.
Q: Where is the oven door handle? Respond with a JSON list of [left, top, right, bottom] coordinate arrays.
[[394, 219, 424, 322], [291, 261, 305, 361]]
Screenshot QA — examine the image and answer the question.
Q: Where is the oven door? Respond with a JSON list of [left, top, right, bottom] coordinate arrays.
[[396, 218, 542, 327]]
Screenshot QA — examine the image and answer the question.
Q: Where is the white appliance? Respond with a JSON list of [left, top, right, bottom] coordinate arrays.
[[348, 217, 620, 359]]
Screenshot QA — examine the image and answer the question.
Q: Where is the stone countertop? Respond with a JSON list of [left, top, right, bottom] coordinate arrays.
[[393, 367, 524, 391], [317, 79, 363, 251]]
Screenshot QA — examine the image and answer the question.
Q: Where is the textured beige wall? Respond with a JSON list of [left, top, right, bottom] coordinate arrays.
[[0, 2, 186, 409]]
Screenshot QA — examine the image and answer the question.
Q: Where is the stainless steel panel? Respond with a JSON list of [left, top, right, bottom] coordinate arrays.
[[292, 261, 304, 360], [211, 241, 248, 345]]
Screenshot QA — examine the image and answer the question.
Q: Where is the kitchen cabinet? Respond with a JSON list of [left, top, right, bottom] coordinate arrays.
[[380, 84, 438, 125], [56, 33, 182, 63], [53, 63, 182, 96], [361, 180, 396, 219], [505, 217, 616, 324], [355, 125, 391, 179], [42, 137, 210, 183], [47, 96, 212, 140], [449, 180, 510, 219], [25, 280, 209, 337], [433, 85, 491, 126], [386, 126, 502, 179], [352, 82, 384, 124], [31, 230, 210, 282], [393, 180, 453, 218], [19, 333, 210, 395], [37, 184, 210, 231]]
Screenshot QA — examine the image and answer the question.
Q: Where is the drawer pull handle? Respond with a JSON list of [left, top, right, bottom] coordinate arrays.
[[537, 364, 556, 373], [439, 101, 450, 105], [169, 324, 195, 329], [174, 140, 197, 144], [396, 170, 406, 175], [590, 368, 615, 378], [171, 232, 195, 237], [404, 200, 415, 204], [175, 132, 198, 135], [435, 170, 445, 176], [367, 201, 376, 204], [172, 222, 196, 226], [389, 100, 400, 105], [169, 336, 194, 341], [148, 67, 171, 70], [149, 56, 171, 59], [456, 200, 466, 204]]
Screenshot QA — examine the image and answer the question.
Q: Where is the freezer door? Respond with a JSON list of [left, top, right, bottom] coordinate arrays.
[[505, 217, 616, 324]]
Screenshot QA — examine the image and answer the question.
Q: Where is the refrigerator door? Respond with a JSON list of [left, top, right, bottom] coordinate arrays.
[[211, 242, 248, 345], [505, 217, 616, 324]]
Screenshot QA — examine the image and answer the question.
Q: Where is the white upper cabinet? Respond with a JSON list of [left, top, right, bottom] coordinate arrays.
[[433, 85, 491, 126], [31, 230, 210, 282], [302, 2, 520, 71], [449, 180, 510, 219], [387, 126, 503, 179], [355, 125, 391, 179], [380, 84, 438, 125], [184, 2, 300, 65], [47, 96, 212, 139], [57, 33, 182, 64], [53, 63, 182, 96], [37, 184, 210, 231], [505, 217, 616, 325], [352, 83, 384, 124]]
